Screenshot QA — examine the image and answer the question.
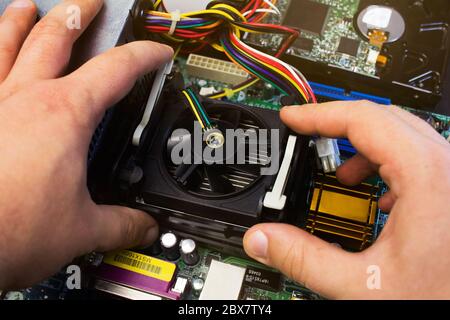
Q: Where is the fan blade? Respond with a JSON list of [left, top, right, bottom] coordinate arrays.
[[205, 166, 235, 194], [175, 163, 201, 187], [227, 163, 262, 177], [245, 143, 272, 166], [219, 109, 242, 129]]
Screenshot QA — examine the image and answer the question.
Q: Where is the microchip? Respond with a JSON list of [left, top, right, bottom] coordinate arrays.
[[284, 0, 330, 35], [244, 267, 281, 292], [200, 260, 246, 300], [337, 37, 360, 56], [294, 37, 315, 52]]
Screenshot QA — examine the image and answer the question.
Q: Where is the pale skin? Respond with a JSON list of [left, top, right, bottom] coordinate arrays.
[[0, 0, 449, 299]]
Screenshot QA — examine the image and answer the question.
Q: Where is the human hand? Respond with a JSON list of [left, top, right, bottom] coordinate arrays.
[[0, 0, 173, 289], [244, 100, 450, 299]]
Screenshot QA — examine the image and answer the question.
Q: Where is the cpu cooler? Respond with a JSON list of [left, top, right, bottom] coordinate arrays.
[[91, 83, 312, 252], [137, 94, 301, 226]]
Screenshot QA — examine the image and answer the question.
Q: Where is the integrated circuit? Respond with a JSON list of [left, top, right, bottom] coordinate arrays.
[[294, 37, 315, 52], [244, 266, 281, 292], [337, 37, 360, 56], [284, 0, 330, 35]]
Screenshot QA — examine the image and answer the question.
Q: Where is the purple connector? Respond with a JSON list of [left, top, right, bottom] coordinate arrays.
[[95, 264, 181, 300]]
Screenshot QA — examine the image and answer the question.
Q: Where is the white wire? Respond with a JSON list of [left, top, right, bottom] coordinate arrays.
[[292, 66, 316, 102], [263, 0, 281, 15], [243, 8, 279, 17]]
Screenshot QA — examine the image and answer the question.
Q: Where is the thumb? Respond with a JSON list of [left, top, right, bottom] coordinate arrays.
[[243, 223, 371, 299], [88, 205, 159, 252]]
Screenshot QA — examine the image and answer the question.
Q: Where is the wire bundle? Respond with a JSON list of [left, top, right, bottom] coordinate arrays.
[[143, 0, 317, 104], [181, 88, 213, 130]]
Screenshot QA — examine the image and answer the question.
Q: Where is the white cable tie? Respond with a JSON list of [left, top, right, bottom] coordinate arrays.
[[169, 10, 181, 36]]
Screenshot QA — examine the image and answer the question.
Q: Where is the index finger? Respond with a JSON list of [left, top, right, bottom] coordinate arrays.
[[280, 101, 428, 179], [62, 41, 173, 128], [7, 0, 103, 82]]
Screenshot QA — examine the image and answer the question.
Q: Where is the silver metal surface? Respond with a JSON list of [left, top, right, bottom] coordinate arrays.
[[180, 238, 200, 266], [357, 5, 406, 43], [160, 232, 180, 261], [94, 279, 162, 300], [192, 277, 204, 291], [161, 232, 178, 249], [180, 238, 196, 254], [1, 0, 137, 70]]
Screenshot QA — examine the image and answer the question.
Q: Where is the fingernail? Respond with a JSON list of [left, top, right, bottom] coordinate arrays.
[[9, 0, 33, 8], [284, 104, 310, 109], [141, 225, 159, 247], [281, 106, 297, 112], [161, 44, 175, 57], [246, 230, 268, 258]]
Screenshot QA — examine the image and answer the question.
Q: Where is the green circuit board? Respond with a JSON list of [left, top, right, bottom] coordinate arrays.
[[247, 0, 379, 77], [174, 57, 285, 109], [1, 245, 320, 301], [158, 246, 321, 300]]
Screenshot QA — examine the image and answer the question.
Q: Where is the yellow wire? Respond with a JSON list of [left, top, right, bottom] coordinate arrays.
[[197, 21, 222, 30], [210, 4, 247, 22], [209, 78, 260, 99], [182, 9, 235, 22], [233, 25, 266, 34], [173, 44, 183, 58], [148, 10, 169, 17], [154, 0, 162, 9], [182, 91, 205, 129], [147, 2, 305, 100], [149, 9, 236, 28], [162, 33, 184, 43], [212, 43, 225, 52]]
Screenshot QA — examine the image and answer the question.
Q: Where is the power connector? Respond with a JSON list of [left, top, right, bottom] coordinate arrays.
[[315, 138, 341, 173]]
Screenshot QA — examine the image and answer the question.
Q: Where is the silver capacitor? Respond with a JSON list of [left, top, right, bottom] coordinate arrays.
[[160, 232, 180, 261], [179, 239, 200, 266]]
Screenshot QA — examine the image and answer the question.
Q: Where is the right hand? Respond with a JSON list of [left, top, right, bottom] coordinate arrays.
[[244, 101, 450, 299]]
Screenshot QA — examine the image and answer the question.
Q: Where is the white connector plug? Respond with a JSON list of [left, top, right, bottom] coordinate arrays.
[[315, 138, 341, 173]]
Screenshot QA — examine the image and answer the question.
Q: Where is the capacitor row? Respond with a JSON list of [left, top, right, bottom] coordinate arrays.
[[146, 232, 200, 266]]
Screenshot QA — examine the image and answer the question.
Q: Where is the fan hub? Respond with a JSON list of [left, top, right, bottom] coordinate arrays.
[[204, 129, 225, 149]]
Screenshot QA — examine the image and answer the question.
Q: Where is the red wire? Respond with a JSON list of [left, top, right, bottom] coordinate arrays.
[[146, 0, 316, 102], [241, 0, 258, 14], [229, 32, 315, 101], [247, 0, 262, 19], [230, 34, 302, 87], [248, 0, 270, 22], [145, 26, 214, 39], [180, 41, 208, 54], [244, 22, 298, 35]]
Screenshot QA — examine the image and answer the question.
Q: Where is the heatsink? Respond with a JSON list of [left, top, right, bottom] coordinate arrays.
[[307, 173, 380, 251]]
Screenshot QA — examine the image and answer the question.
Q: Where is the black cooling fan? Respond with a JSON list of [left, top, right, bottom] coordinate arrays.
[[131, 93, 303, 228], [166, 104, 272, 198]]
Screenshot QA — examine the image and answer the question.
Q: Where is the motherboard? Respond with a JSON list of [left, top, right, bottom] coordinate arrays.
[[4, 67, 448, 300], [1, 0, 449, 301]]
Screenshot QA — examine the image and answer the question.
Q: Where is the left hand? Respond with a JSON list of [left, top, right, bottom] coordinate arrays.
[[0, 0, 173, 289]]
